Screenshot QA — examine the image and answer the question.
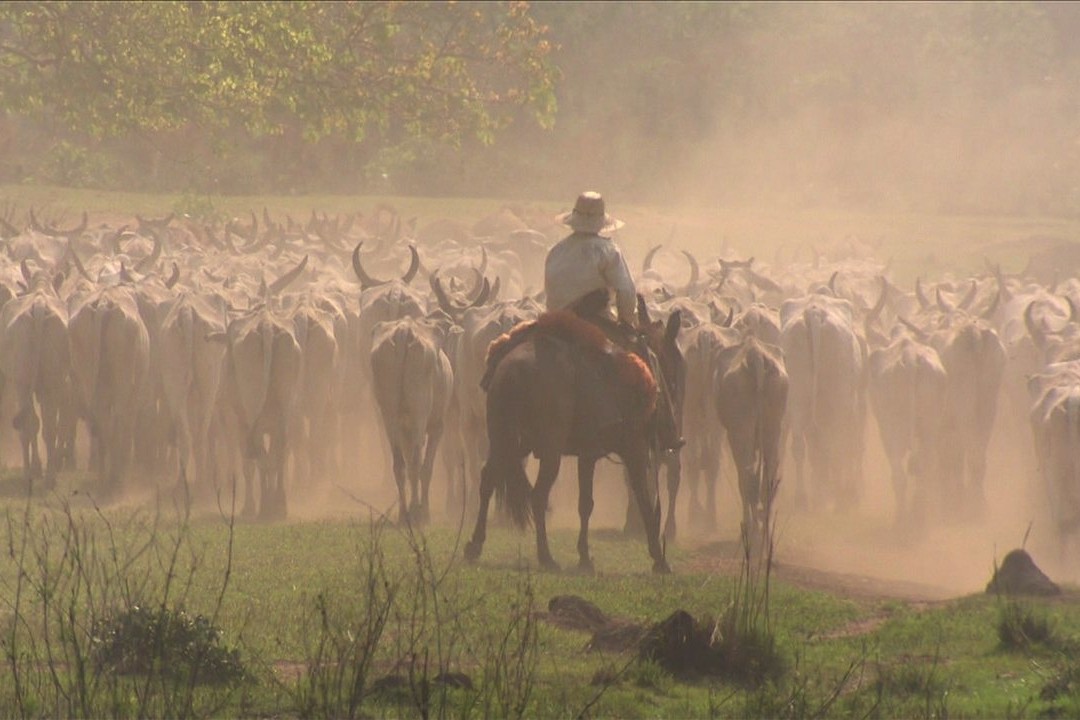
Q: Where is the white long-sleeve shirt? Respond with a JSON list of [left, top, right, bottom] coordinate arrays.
[[544, 232, 637, 324]]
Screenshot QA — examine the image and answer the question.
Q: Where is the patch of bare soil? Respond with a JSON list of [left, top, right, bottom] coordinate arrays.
[[682, 540, 954, 604]]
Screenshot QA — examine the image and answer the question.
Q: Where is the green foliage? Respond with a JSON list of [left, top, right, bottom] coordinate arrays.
[[998, 601, 1058, 651], [92, 604, 246, 685], [0, 2, 555, 143]]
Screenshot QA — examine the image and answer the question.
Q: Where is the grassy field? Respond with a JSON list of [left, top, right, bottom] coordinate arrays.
[[0, 185, 1079, 717], [1, 492, 1079, 719]]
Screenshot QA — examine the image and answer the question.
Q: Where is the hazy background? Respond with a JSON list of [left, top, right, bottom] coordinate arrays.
[[3, 2, 1080, 219]]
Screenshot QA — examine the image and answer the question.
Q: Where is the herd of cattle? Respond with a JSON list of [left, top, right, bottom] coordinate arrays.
[[1, 203, 1078, 559]]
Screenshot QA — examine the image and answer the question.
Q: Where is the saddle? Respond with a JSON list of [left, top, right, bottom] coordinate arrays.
[[481, 302, 658, 417]]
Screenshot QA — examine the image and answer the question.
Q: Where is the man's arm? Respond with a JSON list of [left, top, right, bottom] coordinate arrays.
[[604, 244, 638, 325]]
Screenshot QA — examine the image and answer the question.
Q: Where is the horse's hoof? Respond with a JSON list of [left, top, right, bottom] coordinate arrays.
[[539, 558, 561, 573]]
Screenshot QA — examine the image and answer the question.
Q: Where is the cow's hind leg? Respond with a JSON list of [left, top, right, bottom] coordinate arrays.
[[12, 387, 41, 487], [464, 457, 500, 563], [418, 424, 443, 526], [532, 455, 561, 571]]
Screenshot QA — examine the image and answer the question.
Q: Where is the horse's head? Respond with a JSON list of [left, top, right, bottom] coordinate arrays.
[[637, 295, 685, 420]]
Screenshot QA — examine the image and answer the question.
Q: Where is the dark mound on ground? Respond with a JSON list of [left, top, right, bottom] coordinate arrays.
[[986, 549, 1060, 597]]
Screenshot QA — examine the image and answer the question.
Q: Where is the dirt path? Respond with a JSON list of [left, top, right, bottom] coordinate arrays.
[[682, 540, 956, 604]]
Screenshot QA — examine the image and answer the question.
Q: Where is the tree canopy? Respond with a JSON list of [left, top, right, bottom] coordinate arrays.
[[0, 2, 555, 145]]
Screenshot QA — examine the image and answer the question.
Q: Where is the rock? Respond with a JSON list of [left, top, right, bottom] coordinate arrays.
[[986, 549, 1061, 597]]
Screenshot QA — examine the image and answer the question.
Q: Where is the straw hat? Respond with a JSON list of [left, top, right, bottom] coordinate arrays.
[[556, 191, 624, 235]]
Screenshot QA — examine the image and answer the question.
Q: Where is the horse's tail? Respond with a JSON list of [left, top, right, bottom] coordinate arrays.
[[486, 363, 534, 529]]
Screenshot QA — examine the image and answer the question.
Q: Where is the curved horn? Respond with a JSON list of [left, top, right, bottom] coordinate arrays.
[[477, 244, 488, 277], [351, 242, 387, 289], [488, 275, 501, 303], [164, 261, 180, 289], [980, 285, 1001, 321], [268, 254, 309, 295], [67, 237, 92, 281], [1068, 296, 1079, 325], [20, 259, 31, 284], [134, 227, 163, 273], [864, 276, 888, 343], [828, 271, 839, 296], [935, 287, 954, 314], [1025, 301, 1047, 351], [643, 244, 662, 274], [681, 250, 699, 294], [866, 276, 888, 327], [957, 280, 978, 311], [722, 306, 734, 328], [430, 270, 460, 317], [105, 225, 130, 254], [915, 278, 930, 309], [400, 245, 420, 285], [470, 276, 492, 308]]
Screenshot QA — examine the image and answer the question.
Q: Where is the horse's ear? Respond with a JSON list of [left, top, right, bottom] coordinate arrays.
[[665, 310, 681, 346], [637, 293, 651, 325]]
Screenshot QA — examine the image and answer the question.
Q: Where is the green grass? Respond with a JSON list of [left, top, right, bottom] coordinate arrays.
[[2, 492, 1079, 718]]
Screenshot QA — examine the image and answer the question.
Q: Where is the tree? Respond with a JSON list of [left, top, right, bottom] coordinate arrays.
[[0, 1, 556, 187]]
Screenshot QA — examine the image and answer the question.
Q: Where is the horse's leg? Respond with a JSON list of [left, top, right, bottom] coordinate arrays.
[[532, 454, 561, 572], [625, 445, 670, 574], [664, 451, 681, 543], [576, 456, 597, 574]]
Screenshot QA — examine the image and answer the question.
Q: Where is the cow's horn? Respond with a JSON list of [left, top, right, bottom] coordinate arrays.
[[828, 271, 839, 296], [915, 277, 930, 309], [980, 285, 1001, 321], [682, 250, 699, 294], [269, 254, 308, 295], [643, 245, 662, 274], [722, 306, 734, 327], [135, 227, 164, 272], [165, 261, 180, 289], [67, 238, 93, 281], [957, 280, 978, 311], [935, 287, 954, 314], [351, 242, 387, 289], [430, 270, 460, 317], [1069, 296, 1079, 324], [401, 245, 420, 285], [1024, 301, 1047, 351], [488, 274, 501, 303], [477, 244, 488, 277], [19, 259, 31, 284]]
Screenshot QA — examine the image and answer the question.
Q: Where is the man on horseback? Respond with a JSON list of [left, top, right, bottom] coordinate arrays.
[[545, 191, 684, 454]]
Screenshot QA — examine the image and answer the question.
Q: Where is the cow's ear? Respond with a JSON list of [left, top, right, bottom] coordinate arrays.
[[665, 310, 681, 346]]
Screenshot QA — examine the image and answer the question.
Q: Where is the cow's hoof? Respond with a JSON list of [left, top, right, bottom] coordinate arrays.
[[463, 541, 482, 563], [652, 558, 672, 575]]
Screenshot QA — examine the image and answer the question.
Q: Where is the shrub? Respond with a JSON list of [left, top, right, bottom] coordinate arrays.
[[91, 604, 246, 685]]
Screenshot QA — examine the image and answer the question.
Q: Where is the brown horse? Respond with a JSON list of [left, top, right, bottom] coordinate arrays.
[[463, 305, 681, 574]]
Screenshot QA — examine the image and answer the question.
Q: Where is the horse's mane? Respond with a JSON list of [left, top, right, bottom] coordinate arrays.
[[486, 310, 657, 414]]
